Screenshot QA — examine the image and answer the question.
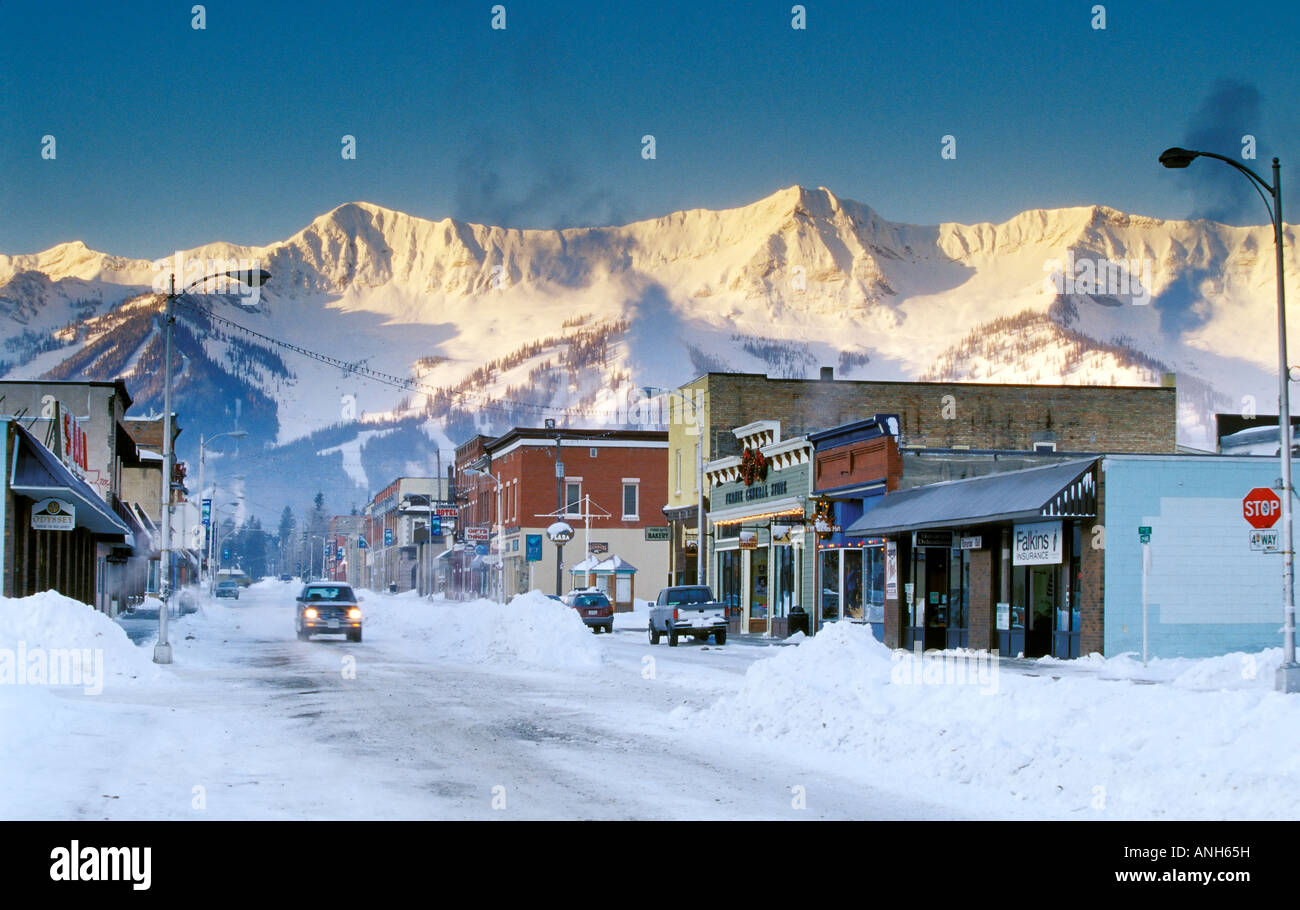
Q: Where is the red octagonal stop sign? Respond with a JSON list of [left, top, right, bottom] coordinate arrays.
[[1243, 487, 1282, 529]]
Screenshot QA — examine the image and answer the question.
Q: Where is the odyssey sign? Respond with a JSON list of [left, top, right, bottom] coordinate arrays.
[[31, 498, 75, 531], [1012, 520, 1062, 565]]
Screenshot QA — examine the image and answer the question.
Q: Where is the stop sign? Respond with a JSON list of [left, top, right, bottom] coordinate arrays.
[[1243, 487, 1282, 529]]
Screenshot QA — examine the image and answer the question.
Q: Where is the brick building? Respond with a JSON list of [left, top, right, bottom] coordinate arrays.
[[843, 452, 1287, 661], [458, 427, 669, 603], [664, 368, 1179, 588], [360, 476, 447, 592]]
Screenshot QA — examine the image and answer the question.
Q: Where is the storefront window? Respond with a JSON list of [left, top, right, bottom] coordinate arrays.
[[843, 549, 863, 619], [718, 549, 741, 618], [750, 548, 769, 619], [819, 549, 839, 621], [948, 547, 969, 631], [1011, 565, 1026, 629], [1069, 523, 1082, 633], [864, 546, 885, 623], [774, 545, 794, 618]]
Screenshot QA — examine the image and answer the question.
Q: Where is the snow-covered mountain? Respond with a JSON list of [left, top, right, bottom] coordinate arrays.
[[1, 185, 1294, 513]]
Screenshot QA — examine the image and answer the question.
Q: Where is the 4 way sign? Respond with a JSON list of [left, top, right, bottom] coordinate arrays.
[[1244, 487, 1282, 552]]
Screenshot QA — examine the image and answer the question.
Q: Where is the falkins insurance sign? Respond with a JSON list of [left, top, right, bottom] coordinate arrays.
[[1012, 520, 1062, 565]]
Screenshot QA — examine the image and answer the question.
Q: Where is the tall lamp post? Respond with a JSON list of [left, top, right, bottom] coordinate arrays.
[[1160, 147, 1296, 691], [155, 267, 269, 664], [196, 429, 247, 589], [643, 386, 707, 586]]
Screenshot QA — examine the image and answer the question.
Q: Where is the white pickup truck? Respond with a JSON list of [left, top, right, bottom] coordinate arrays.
[[648, 585, 728, 646]]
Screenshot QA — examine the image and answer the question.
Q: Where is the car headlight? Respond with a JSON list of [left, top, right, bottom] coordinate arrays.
[[304, 607, 318, 619], [348, 608, 362, 620]]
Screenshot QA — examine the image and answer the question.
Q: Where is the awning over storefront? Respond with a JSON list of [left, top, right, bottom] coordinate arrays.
[[844, 458, 1098, 537], [709, 496, 806, 527], [9, 424, 131, 540]]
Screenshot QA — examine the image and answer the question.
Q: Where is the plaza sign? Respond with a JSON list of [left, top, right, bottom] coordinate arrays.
[[1012, 520, 1062, 565]]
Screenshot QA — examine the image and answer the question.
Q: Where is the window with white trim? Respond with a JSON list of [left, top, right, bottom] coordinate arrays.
[[622, 482, 639, 519], [565, 481, 582, 515]]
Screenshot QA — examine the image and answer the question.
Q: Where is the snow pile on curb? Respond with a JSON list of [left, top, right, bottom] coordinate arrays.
[[364, 590, 602, 670], [0, 590, 158, 687], [676, 621, 1300, 819], [613, 599, 650, 631]]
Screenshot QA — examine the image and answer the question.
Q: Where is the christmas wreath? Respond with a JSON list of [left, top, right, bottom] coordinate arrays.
[[740, 448, 768, 486]]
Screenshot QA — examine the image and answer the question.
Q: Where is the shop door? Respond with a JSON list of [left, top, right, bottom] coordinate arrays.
[[1026, 567, 1054, 658], [749, 548, 769, 634], [923, 547, 949, 651]]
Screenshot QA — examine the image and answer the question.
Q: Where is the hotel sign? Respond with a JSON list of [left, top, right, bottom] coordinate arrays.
[[32, 498, 75, 531], [56, 402, 89, 479], [1013, 520, 1063, 565]]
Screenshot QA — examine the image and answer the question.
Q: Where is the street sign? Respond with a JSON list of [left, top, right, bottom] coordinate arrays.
[[466, 526, 490, 540], [474, 544, 489, 556], [358, 536, 368, 548], [429, 517, 441, 536], [202, 498, 211, 528], [384, 528, 394, 546], [1138, 525, 1152, 544], [525, 534, 543, 561], [1251, 529, 1281, 552], [1243, 487, 1282, 529]]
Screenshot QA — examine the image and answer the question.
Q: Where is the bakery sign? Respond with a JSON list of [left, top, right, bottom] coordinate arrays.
[[32, 498, 75, 531]]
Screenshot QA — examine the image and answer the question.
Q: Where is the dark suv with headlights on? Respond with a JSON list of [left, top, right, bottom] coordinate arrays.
[[562, 588, 614, 634], [296, 583, 363, 642]]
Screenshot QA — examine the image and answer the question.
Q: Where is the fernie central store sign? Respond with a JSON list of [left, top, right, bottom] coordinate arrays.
[[1012, 520, 1062, 565]]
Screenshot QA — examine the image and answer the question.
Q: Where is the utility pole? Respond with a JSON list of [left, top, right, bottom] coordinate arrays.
[[549, 419, 565, 596]]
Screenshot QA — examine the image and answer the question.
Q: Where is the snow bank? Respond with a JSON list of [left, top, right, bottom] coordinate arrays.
[[678, 621, 1300, 819], [364, 590, 602, 670], [0, 590, 158, 689], [613, 599, 651, 631]]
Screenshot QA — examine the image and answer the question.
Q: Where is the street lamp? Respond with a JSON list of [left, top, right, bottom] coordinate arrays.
[[643, 386, 706, 587], [464, 466, 505, 604], [1160, 147, 1296, 691], [155, 267, 269, 664], [196, 430, 247, 588]]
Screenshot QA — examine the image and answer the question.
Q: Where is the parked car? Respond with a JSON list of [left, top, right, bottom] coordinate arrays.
[[215, 580, 240, 600], [562, 588, 614, 634], [649, 585, 727, 646], [279, 574, 293, 582], [296, 583, 363, 642]]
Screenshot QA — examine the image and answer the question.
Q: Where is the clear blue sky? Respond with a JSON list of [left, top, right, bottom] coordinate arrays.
[[2, 0, 1296, 258]]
